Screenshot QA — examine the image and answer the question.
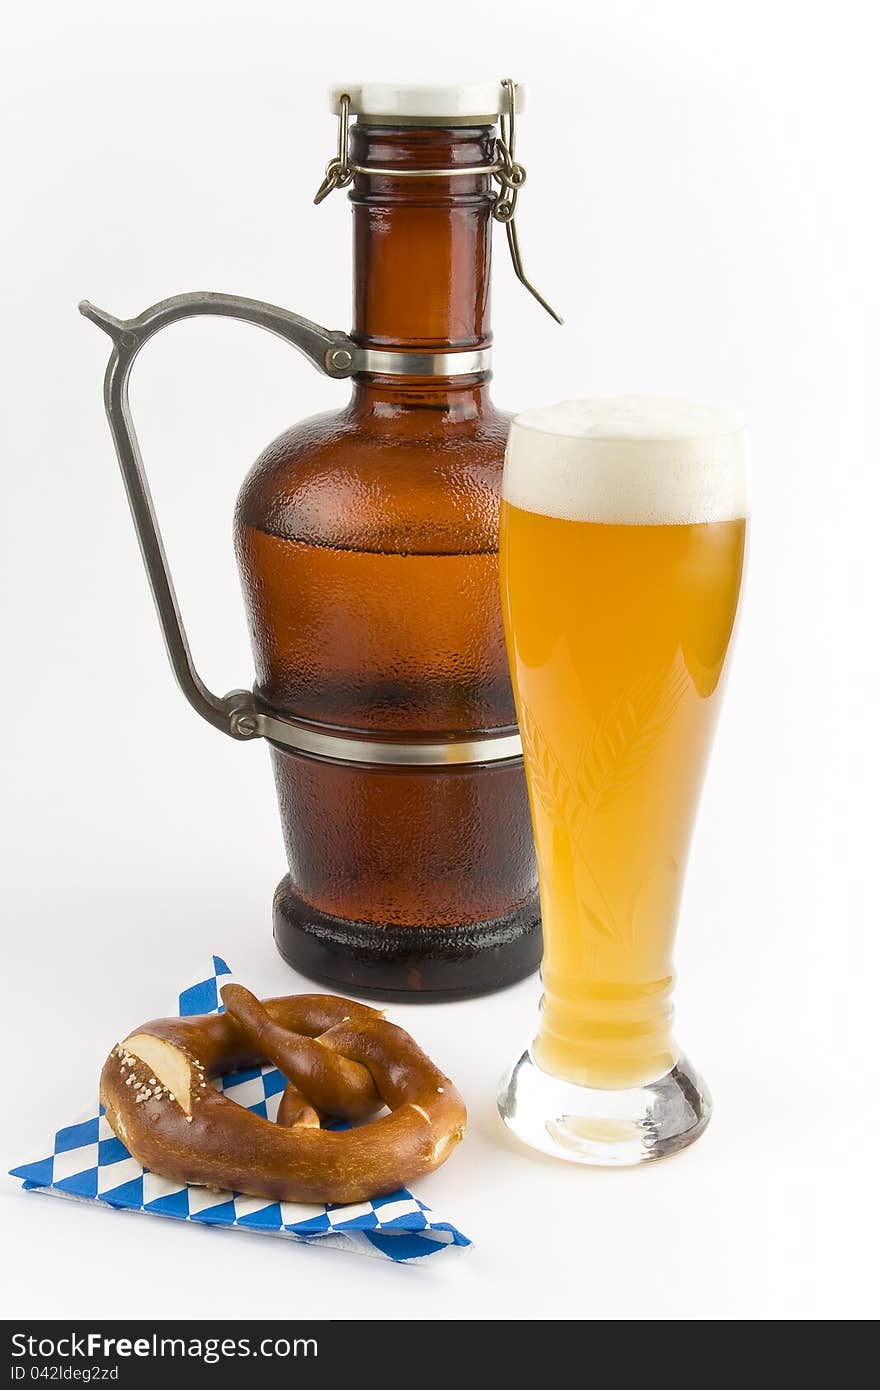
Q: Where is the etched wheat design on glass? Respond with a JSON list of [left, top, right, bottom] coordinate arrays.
[[520, 661, 690, 944]]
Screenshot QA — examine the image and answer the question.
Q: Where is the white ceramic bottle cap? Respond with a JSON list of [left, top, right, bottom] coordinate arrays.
[[328, 82, 526, 123]]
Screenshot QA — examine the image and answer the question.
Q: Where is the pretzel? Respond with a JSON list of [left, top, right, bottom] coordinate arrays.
[[99, 986, 467, 1205]]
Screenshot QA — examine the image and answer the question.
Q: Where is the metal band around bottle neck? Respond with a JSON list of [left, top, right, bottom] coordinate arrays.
[[343, 344, 492, 377]]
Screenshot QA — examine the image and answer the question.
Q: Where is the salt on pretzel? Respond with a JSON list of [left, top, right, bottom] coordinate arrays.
[[99, 987, 467, 1205]]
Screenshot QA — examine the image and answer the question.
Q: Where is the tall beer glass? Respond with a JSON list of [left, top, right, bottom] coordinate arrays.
[[497, 398, 747, 1164]]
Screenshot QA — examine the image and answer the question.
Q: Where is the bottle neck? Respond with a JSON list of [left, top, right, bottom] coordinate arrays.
[[349, 124, 495, 368]]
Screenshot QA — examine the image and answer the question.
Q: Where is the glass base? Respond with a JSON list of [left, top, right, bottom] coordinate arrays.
[[498, 1048, 711, 1166]]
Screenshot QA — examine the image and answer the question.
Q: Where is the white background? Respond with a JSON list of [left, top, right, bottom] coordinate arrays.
[[2, 0, 877, 1322]]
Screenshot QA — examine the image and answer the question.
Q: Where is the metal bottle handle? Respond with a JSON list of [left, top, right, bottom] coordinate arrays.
[[80, 291, 360, 744], [81, 291, 522, 766]]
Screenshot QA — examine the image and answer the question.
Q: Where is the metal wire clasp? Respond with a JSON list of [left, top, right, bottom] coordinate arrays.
[[492, 78, 562, 323], [313, 92, 353, 203], [314, 80, 562, 323]]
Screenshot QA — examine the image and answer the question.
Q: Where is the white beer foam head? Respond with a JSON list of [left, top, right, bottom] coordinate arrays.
[[503, 396, 749, 525]]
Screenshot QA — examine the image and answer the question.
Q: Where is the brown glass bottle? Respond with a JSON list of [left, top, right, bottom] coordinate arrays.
[[235, 122, 541, 999]]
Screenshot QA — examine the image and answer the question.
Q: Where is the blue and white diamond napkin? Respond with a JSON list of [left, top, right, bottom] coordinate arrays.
[[10, 955, 471, 1264]]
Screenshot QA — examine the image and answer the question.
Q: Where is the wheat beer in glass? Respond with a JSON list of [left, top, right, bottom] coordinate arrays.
[[497, 397, 747, 1164]]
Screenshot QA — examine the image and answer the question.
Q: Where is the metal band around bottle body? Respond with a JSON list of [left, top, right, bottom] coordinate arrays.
[[256, 711, 523, 766]]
